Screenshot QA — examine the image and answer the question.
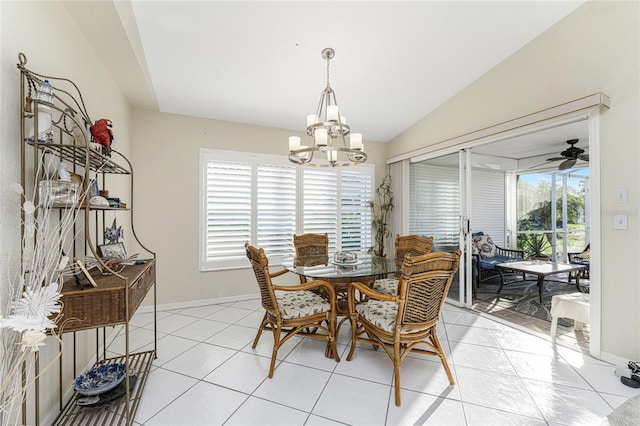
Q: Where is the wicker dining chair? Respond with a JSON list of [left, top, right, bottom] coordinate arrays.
[[293, 233, 329, 284], [371, 234, 434, 295], [245, 243, 339, 377], [347, 250, 461, 406]]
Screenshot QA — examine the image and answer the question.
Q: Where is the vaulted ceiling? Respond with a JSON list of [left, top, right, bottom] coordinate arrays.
[[67, 1, 585, 145]]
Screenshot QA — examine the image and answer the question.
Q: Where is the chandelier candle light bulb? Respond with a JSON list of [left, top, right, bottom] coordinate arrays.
[[288, 47, 367, 167], [289, 136, 301, 151], [315, 128, 328, 146]]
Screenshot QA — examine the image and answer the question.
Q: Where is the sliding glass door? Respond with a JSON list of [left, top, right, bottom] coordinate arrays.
[[408, 150, 472, 306]]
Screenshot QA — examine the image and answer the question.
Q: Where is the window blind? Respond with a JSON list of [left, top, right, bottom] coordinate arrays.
[[203, 160, 252, 269], [302, 168, 339, 251], [201, 149, 374, 271], [409, 162, 459, 251]]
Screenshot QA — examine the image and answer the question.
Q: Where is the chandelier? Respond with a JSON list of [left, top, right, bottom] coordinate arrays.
[[288, 48, 367, 167]]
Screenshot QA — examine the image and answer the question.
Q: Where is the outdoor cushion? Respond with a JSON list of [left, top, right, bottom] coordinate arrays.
[[478, 255, 522, 270], [474, 235, 497, 258]]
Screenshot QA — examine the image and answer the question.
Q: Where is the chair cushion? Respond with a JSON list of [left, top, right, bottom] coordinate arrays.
[[570, 258, 590, 266], [372, 278, 398, 295], [479, 256, 522, 270], [474, 235, 497, 258], [356, 300, 426, 334], [356, 300, 399, 332], [275, 290, 330, 319]]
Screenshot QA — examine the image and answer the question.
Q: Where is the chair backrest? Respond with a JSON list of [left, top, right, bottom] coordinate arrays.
[[394, 234, 434, 263], [245, 243, 278, 312], [293, 233, 329, 257], [396, 250, 461, 330]]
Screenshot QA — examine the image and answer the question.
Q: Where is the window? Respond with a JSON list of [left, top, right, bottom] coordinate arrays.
[[516, 169, 589, 260], [200, 149, 374, 270]]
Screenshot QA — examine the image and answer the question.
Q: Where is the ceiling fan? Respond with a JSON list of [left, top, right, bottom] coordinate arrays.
[[542, 139, 589, 170]]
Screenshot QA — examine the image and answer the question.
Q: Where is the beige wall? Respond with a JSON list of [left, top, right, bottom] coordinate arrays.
[[130, 110, 388, 306], [0, 1, 133, 423], [387, 0, 640, 360]]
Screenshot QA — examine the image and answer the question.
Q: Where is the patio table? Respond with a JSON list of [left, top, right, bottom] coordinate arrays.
[[495, 260, 588, 303]]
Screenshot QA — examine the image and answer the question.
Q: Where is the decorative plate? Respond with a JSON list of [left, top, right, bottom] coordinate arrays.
[[73, 363, 127, 396]]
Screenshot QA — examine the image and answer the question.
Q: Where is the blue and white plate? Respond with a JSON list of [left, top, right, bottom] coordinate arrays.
[[73, 363, 127, 396]]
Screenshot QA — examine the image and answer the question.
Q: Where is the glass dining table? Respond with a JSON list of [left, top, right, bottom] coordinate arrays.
[[281, 253, 400, 315]]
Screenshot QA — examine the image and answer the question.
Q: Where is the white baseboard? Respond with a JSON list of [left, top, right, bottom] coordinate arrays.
[[136, 292, 260, 314], [600, 351, 635, 371]]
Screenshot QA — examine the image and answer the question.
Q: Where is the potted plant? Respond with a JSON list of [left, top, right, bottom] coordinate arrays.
[[522, 233, 550, 260], [369, 175, 393, 258]]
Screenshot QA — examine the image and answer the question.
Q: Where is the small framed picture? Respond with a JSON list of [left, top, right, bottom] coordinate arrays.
[[97, 242, 127, 259]]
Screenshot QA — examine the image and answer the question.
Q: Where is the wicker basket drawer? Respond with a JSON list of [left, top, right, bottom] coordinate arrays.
[[59, 260, 156, 333]]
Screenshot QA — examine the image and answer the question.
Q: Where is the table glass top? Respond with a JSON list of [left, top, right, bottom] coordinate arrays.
[[281, 254, 399, 280]]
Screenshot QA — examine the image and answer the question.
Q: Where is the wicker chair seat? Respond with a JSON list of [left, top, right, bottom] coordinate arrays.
[[355, 300, 426, 334], [275, 290, 331, 319], [371, 278, 399, 296], [372, 234, 433, 295]]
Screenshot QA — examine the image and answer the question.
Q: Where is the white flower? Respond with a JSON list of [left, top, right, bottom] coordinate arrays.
[[2, 282, 62, 333], [23, 200, 35, 215], [58, 255, 69, 271], [10, 182, 24, 194], [20, 330, 47, 352]]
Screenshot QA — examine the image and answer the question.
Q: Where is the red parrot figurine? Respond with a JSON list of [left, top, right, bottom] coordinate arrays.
[[90, 119, 114, 154]]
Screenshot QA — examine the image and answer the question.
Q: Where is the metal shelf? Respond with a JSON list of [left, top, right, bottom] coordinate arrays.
[[26, 140, 131, 174], [53, 350, 155, 426]]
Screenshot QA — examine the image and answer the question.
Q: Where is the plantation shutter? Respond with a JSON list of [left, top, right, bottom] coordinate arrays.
[[201, 150, 374, 271], [341, 169, 373, 252], [257, 163, 297, 260], [409, 162, 459, 251], [302, 168, 338, 251], [471, 169, 506, 246], [203, 159, 252, 269]]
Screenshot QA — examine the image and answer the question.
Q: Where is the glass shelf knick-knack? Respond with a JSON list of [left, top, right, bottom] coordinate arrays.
[[35, 79, 55, 105]]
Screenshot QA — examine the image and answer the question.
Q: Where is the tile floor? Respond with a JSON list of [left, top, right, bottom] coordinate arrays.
[[108, 299, 639, 425]]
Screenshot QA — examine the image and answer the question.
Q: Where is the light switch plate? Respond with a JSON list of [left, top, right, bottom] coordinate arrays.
[[615, 188, 628, 203], [614, 214, 628, 230]]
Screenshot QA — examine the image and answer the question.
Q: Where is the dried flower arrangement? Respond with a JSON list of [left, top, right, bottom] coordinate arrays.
[[0, 150, 91, 424]]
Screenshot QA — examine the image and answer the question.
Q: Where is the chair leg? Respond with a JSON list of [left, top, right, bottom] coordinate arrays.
[[431, 333, 454, 385], [394, 343, 402, 406], [252, 312, 268, 348], [346, 314, 358, 361], [329, 313, 340, 362], [268, 326, 282, 378]]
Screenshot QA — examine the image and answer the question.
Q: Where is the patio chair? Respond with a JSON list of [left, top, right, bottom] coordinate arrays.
[[293, 233, 329, 284], [245, 243, 339, 377], [371, 234, 433, 295], [471, 232, 525, 287], [346, 250, 461, 406], [568, 243, 590, 280]]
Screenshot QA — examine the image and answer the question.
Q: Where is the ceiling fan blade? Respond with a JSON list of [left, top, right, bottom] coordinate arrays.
[[546, 157, 565, 162], [579, 153, 590, 161], [559, 159, 577, 170]]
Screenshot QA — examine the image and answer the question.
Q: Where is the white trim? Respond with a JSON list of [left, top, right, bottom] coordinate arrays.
[[388, 93, 610, 164], [587, 107, 602, 359]]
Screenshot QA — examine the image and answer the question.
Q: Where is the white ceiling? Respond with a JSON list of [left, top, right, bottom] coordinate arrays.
[[128, 1, 585, 143]]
